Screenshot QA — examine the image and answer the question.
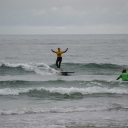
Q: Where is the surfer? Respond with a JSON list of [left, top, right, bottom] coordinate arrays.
[[51, 48, 68, 70], [116, 69, 128, 81]]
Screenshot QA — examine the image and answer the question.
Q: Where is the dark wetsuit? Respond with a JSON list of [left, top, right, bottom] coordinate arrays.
[[56, 57, 62, 68]]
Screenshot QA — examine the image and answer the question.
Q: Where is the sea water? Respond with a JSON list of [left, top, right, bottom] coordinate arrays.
[[0, 34, 128, 128]]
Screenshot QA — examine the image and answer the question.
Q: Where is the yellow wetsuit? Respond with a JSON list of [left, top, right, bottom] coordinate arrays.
[[55, 51, 63, 57]]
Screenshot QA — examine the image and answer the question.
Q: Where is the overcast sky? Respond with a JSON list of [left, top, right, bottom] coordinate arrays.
[[0, 0, 128, 35]]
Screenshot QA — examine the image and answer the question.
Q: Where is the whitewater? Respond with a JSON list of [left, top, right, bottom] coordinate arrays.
[[0, 35, 128, 128]]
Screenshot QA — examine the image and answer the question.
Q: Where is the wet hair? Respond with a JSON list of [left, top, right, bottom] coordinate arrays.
[[122, 69, 126, 73]]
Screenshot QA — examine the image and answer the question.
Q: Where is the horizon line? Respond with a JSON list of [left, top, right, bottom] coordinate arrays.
[[0, 33, 128, 36]]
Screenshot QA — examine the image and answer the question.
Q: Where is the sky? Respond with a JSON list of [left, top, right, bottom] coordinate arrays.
[[0, 0, 128, 35]]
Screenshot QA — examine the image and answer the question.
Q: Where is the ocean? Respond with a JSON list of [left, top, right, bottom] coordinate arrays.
[[0, 34, 128, 128]]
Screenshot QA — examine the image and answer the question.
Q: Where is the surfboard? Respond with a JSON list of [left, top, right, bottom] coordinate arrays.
[[57, 71, 75, 75]]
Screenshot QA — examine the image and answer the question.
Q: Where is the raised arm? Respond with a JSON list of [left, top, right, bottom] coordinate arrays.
[[51, 49, 56, 53], [63, 48, 68, 53]]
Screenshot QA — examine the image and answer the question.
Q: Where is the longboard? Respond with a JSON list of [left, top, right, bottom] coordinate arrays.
[[57, 71, 75, 75]]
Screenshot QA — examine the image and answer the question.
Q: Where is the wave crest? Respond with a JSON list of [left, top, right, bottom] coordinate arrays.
[[1, 61, 128, 75], [0, 86, 127, 96], [0, 61, 56, 75]]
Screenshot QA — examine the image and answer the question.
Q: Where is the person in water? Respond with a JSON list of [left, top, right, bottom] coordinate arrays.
[[116, 69, 128, 81], [51, 48, 68, 70]]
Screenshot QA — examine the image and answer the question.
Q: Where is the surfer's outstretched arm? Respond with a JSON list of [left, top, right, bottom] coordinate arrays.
[[116, 77, 120, 80], [51, 49, 56, 53], [63, 48, 68, 53], [116, 76, 120, 80]]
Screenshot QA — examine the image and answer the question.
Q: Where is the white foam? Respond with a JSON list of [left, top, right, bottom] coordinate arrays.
[[0, 61, 56, 75], [0, 88, 33, 95], [47, 86, 128, 95], [0, 106, 103, 115]]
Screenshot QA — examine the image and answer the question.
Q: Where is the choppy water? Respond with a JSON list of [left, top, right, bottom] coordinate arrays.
[[0, 35, 128, 128]]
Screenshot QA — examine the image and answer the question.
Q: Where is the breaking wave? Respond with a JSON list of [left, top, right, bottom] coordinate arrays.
[[0, 61, 56, 75], [0, 84, 128, 96], [1, 61, 127, 76]]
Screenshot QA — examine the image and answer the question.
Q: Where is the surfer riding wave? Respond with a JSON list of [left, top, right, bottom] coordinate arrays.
[[51, 48, 68, 70]]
